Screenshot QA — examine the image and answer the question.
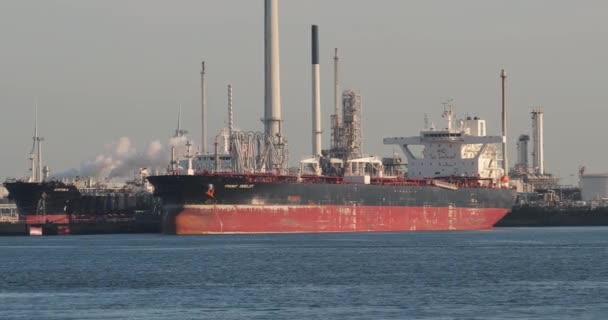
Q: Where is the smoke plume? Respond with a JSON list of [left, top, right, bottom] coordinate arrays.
[[52, 136, 193, 180]]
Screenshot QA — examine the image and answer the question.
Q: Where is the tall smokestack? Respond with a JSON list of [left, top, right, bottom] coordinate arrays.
[[334, 48, 340, 125], [531, 108, 544, 175], [311, 25, 322, 157], [201, 61, 207, 154], [501, 69, 508, 178], [264, 0, 282, 149]]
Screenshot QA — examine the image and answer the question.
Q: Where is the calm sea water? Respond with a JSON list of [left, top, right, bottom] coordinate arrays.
[[1, 228, 608, 319]]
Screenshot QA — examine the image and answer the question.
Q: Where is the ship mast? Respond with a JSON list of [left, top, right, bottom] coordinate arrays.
[[170, 106, 188, 174], [29, 106, 44, 182]]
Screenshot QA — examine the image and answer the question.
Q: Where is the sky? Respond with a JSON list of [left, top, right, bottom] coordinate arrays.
[[1, 0, 607, 185]]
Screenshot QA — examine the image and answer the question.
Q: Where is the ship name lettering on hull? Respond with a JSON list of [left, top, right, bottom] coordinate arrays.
[[224, 184, 254, 189]]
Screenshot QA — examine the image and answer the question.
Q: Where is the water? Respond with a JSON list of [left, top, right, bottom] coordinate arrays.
[[1, 228, 608, 319]]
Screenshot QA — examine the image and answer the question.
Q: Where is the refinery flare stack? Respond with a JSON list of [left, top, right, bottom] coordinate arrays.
[[145, 0, 516, 235]]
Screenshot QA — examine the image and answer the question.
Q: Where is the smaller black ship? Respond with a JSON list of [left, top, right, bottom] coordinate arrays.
[[497, 187, 608, 227], [1, 113, 161, 236], [4, 176, 162, 236]]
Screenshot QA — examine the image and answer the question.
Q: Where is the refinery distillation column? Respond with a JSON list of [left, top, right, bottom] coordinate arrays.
[[334, 48, 340, 137], [531, 108, 544, 175]]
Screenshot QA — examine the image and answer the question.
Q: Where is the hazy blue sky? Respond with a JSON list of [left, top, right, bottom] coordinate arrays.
[[1, 0, 607, 184]]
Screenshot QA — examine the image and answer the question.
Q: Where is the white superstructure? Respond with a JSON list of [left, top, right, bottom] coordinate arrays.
[[384, 105, 503, 181]]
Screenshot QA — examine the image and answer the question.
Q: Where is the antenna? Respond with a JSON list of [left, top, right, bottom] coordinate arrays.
[[177, 105, 181, 136], [441, 99, 454, 131], [34, 105, 38, 142], [201, 61, 207, 154], [184, 140, 194, 175], [175, 105, 188, 138]]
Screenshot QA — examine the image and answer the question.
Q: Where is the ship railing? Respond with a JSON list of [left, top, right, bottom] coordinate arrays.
[[0, 212, 19, 223], [191, 171, 502, 189], [370, 176, 498, 189], [194, 171, 342, 184]]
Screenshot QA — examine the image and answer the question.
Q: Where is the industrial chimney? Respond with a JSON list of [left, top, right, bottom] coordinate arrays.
[[501, 69, 508, 178], [311, 25, 322, 157], [201, 61, 207, 154], [264, 0, 282, 151]]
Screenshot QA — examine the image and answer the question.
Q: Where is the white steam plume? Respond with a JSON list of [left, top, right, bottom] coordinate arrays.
[[52, 136, 193, 180]]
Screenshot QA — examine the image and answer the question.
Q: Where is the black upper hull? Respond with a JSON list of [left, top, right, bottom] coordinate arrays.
[[497, 205, 608, 227], [147, 174, 516, 209], [3, 181, 162, 234], [4, 181, 79, 216]]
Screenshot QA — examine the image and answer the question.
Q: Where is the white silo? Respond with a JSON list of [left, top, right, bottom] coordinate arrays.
[[531, 108, 544, 175], [0, 186, 8, 198], [580, 174, 608, 201]]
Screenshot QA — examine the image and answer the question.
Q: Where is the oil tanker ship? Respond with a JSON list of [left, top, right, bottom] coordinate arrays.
[[149, 106, 516, 234], [146, 0, 516, 235]]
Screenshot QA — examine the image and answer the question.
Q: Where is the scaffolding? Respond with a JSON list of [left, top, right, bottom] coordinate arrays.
[[330, 90, 362, 162], [229, 131, 288, 174]]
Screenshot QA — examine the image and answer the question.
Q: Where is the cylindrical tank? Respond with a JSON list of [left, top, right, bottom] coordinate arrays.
[[580, 174, 608, 201], [0, 186, 8, 198]]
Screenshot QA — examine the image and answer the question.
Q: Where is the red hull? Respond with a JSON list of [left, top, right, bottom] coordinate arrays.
[[25, 214, 69, 225], [172, 205, 509, 234]]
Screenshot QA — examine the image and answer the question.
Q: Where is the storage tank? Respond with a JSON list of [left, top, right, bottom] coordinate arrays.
[[580, 174, 608, 201], [0, 186, 8, 198]]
